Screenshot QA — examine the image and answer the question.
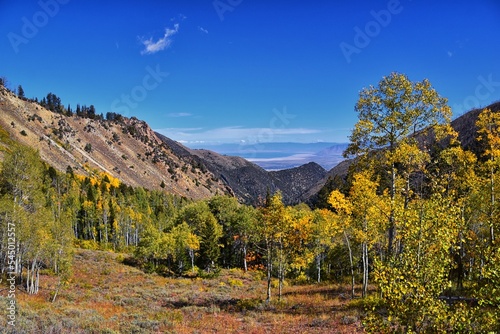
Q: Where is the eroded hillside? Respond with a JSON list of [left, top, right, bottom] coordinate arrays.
[[0, 87, 229, 200]]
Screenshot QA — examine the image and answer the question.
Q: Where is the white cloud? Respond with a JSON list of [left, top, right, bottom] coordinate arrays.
[[140, 23, 179, 55], [171, 14, 187, 22], [155, 126, 322, 144], [447, 50, 453, 57], [198, 26, 208, 34], [168, 112, 192, 117]]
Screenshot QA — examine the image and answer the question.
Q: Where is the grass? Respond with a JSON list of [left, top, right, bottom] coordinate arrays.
[[0, 249, 365, 333]]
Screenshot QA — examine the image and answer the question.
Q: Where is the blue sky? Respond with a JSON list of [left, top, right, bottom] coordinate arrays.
[[1, 0, 500, 146]]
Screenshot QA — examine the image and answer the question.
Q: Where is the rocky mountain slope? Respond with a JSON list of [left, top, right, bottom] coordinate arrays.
[[4, 85, 496, 207], [451, 101, 500, 152], [0, 87, 327, 204], [0, 87, 229, 200]]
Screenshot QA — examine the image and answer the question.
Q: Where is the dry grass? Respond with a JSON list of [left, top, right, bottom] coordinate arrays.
[[0, 249, 365, 333]]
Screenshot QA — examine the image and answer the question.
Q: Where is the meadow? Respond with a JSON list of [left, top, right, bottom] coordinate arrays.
[[1, 249, 365, 333]]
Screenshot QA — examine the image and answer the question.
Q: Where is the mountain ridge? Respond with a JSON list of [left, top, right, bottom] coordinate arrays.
[[182, 141, 348, 171], [156, 132, 327, 204], [0, 86, 229, 200], [5, 83, 494, 206], [0, 86, 327, 205]]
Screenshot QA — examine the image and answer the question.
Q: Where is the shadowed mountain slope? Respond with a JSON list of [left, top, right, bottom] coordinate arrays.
[[305, 101, 500, 206]]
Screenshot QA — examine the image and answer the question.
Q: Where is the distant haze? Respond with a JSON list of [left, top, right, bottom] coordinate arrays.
[[186, 142, 349, 171]]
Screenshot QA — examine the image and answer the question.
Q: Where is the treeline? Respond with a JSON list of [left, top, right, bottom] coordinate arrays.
[[0, 76, 124, 122], [0, 143, 340, 289], [0, 144, 196, 297], [0, 143, 357, 301]]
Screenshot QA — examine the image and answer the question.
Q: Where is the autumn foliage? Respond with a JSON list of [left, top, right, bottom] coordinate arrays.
[[1, 73, 500, 332]]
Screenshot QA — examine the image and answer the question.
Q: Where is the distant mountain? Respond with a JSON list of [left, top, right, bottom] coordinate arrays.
[[156, 134, 327, 204], [184, 142, 348, 171], [301, 159, 353, 206], [308, 144, 349, 170], [7, 82, 497, 207], [270, 162, 327, 203]]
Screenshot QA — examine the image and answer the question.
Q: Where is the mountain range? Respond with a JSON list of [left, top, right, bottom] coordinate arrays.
[[0, 86, 327, 204], [183, 142, 348, 171], [1, 85, 499, 206]]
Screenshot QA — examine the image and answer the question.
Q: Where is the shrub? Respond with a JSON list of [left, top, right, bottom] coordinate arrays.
[[236, 298, 263, 311], [228, 278, 244, 287], [293, 272, 310, 285], [75, 239, 100, 250]]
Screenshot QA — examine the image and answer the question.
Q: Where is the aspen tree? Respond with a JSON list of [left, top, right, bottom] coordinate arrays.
[[345, 72, 452, 256]]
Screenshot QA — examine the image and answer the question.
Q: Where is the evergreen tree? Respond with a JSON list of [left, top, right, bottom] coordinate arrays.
[[17, 85, 25, 99]]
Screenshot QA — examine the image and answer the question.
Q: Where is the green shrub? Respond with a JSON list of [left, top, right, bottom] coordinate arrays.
[[236, 298, 263, 311], [228, 278, 244, 287], [197, 267, 221, 279]]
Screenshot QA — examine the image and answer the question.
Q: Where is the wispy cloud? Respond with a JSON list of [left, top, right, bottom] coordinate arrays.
[[140, 23, 179, 55], [198, 26, 208, 34], [171, 14, 186, 22], [168, 112, 192, 118], [155, 126, 322, 144]]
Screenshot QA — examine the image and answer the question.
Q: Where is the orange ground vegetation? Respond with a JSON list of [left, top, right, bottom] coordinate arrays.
[[1, 249, 365, 333]]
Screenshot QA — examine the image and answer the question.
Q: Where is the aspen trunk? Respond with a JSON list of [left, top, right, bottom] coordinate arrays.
[[243, 245, 248, 272], [344, 231, 355, 299], [362, 241, 368, 298]]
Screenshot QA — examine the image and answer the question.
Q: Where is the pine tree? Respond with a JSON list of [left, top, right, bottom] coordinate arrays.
[[17, 85, 25, 99]]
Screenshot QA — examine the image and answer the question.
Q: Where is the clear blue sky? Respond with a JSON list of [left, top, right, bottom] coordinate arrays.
[[1, 0, 499, 145]]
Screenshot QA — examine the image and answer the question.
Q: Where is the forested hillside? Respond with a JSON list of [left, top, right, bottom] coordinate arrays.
[[1, 73, 500, 332]]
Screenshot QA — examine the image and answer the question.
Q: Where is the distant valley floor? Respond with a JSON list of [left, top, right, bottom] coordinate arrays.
[[185, 142, 349, 170]]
